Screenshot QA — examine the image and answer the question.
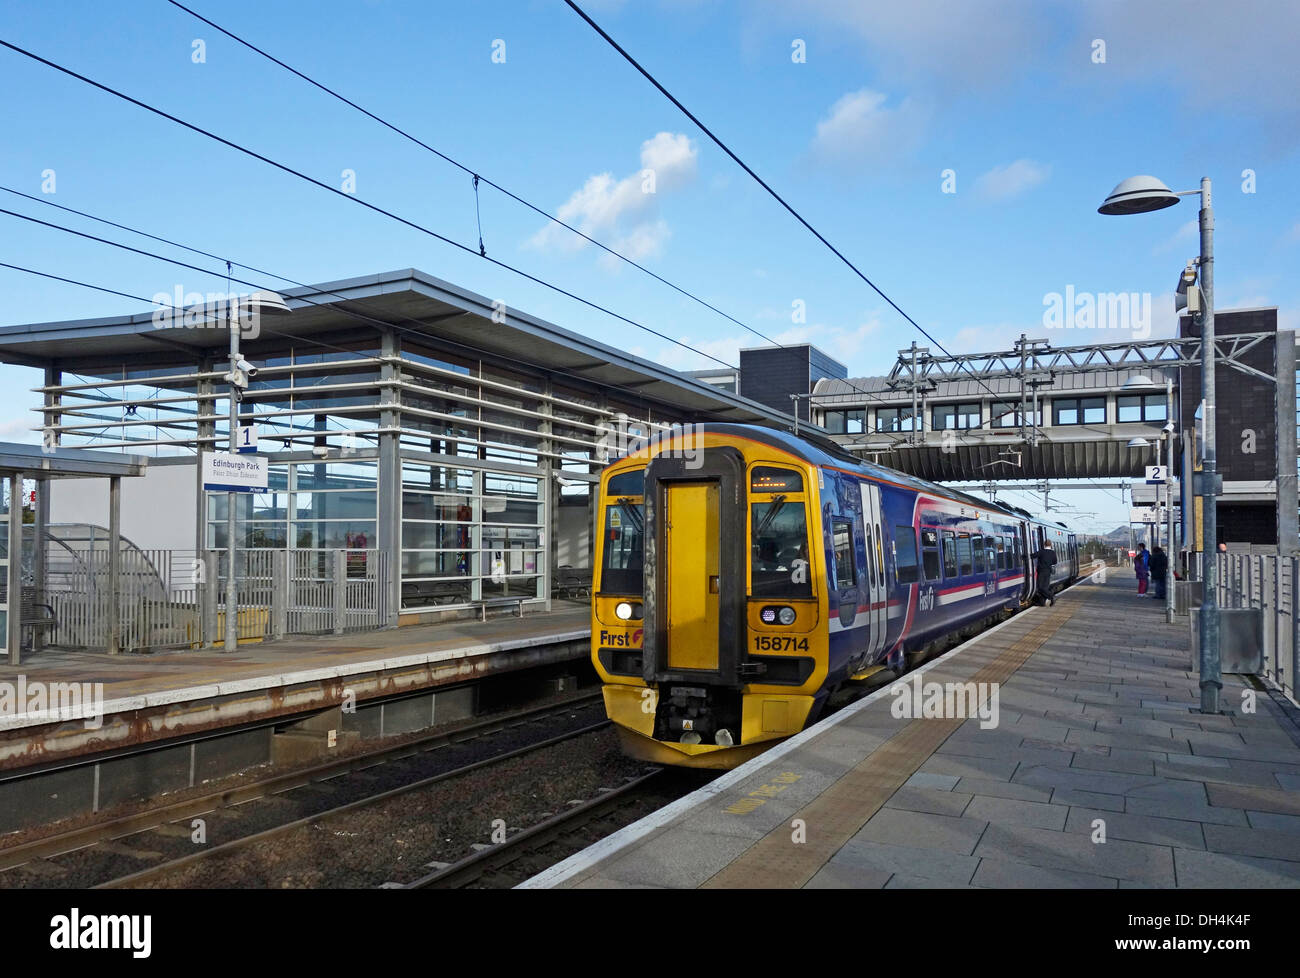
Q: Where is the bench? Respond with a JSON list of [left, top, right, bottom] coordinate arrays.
[[20, 587, 57, 648], [400, 580, 471, 607], [552, 566, 592, 600], [475, 595, 527, 622]]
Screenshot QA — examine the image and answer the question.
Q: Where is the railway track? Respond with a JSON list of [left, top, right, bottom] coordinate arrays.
[[0, 691, 606, 889], [401, 767, 668, 889]]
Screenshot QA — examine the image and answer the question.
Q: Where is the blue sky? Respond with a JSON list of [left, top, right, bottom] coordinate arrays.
[[1, 0, 1297, 532]]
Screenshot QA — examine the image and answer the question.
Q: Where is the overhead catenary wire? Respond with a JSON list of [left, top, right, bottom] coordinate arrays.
[[0, 38, 735, 373], [157, 0, 907, 416], [559, 0, 1136, 493], [0, 196, 723, 424]]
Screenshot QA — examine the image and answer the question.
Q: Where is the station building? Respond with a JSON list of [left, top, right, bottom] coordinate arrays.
[[0, 269, 799, 635]]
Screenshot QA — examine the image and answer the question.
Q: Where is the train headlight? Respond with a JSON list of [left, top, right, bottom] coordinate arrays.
[[715, 728, 734, 747], [680, 731, 702, 745], [777, 606, 797, 626], [614, 601, 643, 621]]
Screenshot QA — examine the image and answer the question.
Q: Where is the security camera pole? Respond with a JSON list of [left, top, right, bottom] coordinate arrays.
[[1166, 376, 1176, 624], [226, 298, 242, 652]]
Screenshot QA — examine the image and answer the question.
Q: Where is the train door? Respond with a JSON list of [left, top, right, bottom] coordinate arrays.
[[1020, 522, 1033, 603], [663, 482, 719, 671], [859, 482, 887, 659]]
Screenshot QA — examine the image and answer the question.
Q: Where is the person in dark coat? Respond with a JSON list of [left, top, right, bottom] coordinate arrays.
[[1148, 545, 1168, 600], [1034, 541, 1057, 607]]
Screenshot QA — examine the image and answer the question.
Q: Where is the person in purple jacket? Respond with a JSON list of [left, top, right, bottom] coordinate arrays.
[[1134, 542, 1150, 595]]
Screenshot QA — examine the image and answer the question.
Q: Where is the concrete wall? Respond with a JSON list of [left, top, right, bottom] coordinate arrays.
[[50, 460, 197, 551]]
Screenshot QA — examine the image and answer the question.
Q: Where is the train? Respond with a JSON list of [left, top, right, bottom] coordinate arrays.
[[590, 423, 1080, 769]]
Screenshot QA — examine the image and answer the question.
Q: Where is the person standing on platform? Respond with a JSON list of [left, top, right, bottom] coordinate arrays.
[[1134, 542, 1150, 595], [1148, 545, 1168, 600], [1034, 540, 1057, 607]]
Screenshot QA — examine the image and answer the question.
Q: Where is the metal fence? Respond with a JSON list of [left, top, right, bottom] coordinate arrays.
[[1211, 552, 1298, 703], [43, 548, 200, 652], [214, 548, 392, 641], [34, 546, 390, 653]]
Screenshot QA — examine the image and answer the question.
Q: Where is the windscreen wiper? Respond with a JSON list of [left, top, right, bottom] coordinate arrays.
[[753, 494, 787, 538]]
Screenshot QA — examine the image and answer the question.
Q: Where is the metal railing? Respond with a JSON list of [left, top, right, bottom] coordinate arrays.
[[212, 548, 392, 641], [34, 547, 390, 653], [1212, 552, 1298, 703]]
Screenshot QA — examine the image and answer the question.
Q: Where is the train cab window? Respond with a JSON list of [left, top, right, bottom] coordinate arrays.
[[600, 495, 644, 595], [751, 492, 813, 599], [894, 526, 919, 584], [832, 519, 855, 589], [972, 535, 985, 574], [920, 529, 941, 581], [957, 534, 973, 576], [942, 531, 958, 578], [606, 470, 644, 496]]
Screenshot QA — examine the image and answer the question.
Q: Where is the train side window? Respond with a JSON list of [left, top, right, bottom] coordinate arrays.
[[921, 529, 941, 581], [972, 534, 985, 574], [875, 523, 885, 588], [863, 523, 875, 588], [832, 519, 855, 589], [942, 531, 958, 578], [894, 526, 919, 584], [996, 536, 1005, 570], [957, 534, 973, 576]]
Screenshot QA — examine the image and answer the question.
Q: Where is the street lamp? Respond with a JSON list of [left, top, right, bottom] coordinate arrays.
[[224, 290, 291, 652], [1100, 174, 1218, 712]]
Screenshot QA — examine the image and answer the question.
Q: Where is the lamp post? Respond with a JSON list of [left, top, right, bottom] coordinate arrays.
[[1100, 174, 1218, 712], [223, 291, 291, 652]]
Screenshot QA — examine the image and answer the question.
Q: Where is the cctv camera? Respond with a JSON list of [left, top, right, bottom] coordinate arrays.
[[236, 358, 258, 378], [1162, 421, 1175, 433], [311, 445, 329, 458]]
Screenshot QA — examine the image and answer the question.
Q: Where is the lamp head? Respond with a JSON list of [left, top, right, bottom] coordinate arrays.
[[1099, 175, 1180, 215]]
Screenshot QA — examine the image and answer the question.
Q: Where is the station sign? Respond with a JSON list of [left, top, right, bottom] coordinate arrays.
[[237, 424, 258, 454], [1145, 465, 1167, 483], [203, 452, 268, 493]]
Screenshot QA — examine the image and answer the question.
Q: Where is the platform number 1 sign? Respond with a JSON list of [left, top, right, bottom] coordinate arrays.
[[237, 425, 258, 454]]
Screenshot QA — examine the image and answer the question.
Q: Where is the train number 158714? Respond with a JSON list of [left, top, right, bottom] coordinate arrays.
[[754, 635, 810, 652]]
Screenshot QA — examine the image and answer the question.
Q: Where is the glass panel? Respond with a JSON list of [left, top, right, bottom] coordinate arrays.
[[942, 531, 958, 578], [832, 520, 854, 588], [921, 528, 941, 581], [751, 500, 812, 598], [895, 526, 919, 584], [957, 534, 973, 576], [601, 502, 643, 595]]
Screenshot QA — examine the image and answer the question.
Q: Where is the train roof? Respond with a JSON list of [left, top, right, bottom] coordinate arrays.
[[698, 424, 1074, 533]]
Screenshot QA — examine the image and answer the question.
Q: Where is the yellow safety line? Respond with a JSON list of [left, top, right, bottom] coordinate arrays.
[[701, 603, 1077, 889]]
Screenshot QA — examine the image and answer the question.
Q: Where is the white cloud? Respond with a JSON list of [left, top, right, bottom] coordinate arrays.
[[528, 132, 697, 261], [809, 89, 926, 168], [757, 0, 1052, 90], [972, 159, 1050, 201], [1152, 220, 1198, 256], [651, 313, 885, 374]]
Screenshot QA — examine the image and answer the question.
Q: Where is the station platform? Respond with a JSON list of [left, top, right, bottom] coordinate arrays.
[[526, 571, 1300, 889], [0, 603, 589, 775]]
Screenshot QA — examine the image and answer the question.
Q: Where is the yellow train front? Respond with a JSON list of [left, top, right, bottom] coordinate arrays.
[[592, 425, 830, 770]]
